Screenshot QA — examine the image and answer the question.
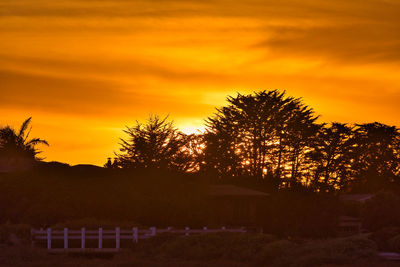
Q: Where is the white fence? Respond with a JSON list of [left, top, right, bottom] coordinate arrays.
[[31, 226, 247, 250]]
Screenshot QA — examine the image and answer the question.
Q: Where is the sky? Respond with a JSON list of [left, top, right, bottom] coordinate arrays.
[[0, 0, 399, 165]]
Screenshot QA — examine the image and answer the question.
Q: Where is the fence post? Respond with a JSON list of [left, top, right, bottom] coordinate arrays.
[[150, 227, 156, 236], [133, 227, 138, 243], [64, 228, 68, 249], [116, 227, 120, 249], [47, 228, 51, 249], [98, 227, 103, 249], [185, 227, 190, 236], [81, 228, 85, 249]]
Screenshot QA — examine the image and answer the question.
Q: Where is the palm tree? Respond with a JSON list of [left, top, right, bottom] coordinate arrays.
[[0, 117, 49, 160]]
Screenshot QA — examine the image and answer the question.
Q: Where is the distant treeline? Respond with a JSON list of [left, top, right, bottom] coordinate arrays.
[[1, 90, 400, 194], [107, 90, 400, 194]]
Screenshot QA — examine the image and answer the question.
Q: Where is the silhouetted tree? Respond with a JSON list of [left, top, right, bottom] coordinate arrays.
[[115, 115, 195, 171], [104, 157, 116, 169], [185, 133, 206, 172], [281, 100, 321, 186], [204, 90, 320, 188], [349, 123, 400, 192], [0, 117, 48, 160], [307, 123, 354, 192], [363, 192, 400, 231]]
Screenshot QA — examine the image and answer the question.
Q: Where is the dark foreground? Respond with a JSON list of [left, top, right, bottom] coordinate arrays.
[[1, 232, 400, 267]]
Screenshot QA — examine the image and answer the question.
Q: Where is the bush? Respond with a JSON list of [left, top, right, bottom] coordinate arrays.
[[388, 234, 400, 252], [256, 240, 296, 262], [330, 235, 377, 258], [363, 192, 400, 231], [0, 223, 31, 244], [131, 232, 179, 256], [134, 232, 277, 261], [275, 235, 378, 266], [263, 191, 340, 238], [133, 233, 378, 266], [370, 227, 400, 250], [0, 246, 49, 266]]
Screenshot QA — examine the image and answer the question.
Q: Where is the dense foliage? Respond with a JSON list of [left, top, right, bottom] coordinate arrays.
[[1, 89, 400, 237], [202, 91, 400, 192], [1, 90, 399, 193], [104, 90, 400, 193], [113, 115, 197, 172]]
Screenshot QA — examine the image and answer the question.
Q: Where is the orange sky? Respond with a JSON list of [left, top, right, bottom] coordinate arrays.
[[1, 0, 399, 166]]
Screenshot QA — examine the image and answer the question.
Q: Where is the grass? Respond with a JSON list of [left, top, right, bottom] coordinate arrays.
[[274, 235, 378, 266], [0, 245, 251, 267], [129, 233, 388, 266], [0, 232, 396, 267]]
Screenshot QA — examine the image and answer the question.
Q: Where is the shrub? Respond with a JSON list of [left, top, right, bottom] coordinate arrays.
[[0, 223, 31, 244], [363, 192, 400, 231], [256, 240, 296, 262], [0, 246, 49, 266], [370, 227, 400, 250], [388, 234, 400, 252], [131, 232, 179, 256], [275, 235, 378, 266], [131, 233, 380, 266], [134, 232, 277, 261], [328, 235, 377, 258], [263, 191, 340, 238], [135, 233, 378, 266]]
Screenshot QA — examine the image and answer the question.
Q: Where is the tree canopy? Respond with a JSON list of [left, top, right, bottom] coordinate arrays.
[[2, 91, 400, 194], [113, 115, 195, 171], [203, 90, 320, 185]]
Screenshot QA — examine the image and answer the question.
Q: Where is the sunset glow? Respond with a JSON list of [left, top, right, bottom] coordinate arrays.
[[1, 0, 399, 165]]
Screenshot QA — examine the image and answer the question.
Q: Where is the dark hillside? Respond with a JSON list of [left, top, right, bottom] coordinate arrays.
[[0, 163, 207, 227]]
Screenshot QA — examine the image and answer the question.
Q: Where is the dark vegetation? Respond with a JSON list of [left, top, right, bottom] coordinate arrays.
[[0, 117, 48, 160], [2, 90, 399, 194], [133, 232, 379, 265], [0, 166, 207, 227], [1, 90, 400, 265], [107, 90, 400, 194], [1, 91, 399, 228], [0, 164, 344, 237], [0, 231, 391, 267]]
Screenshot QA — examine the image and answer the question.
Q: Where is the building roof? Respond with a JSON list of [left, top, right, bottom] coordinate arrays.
[[208, 185, 269, 197], [339, 194, 374, 203]]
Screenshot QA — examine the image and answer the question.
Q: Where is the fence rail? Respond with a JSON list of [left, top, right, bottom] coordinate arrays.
[[31, 226, 247, 250]]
